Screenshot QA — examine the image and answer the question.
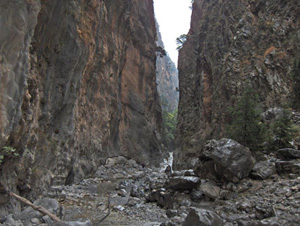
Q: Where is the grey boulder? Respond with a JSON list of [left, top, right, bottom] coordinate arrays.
[[201, 139, 255, 182]]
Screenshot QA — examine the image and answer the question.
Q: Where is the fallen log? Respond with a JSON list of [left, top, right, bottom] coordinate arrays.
[[9, 191, 61, 222]]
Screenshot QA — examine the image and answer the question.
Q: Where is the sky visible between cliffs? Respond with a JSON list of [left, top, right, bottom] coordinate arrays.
[[154, 0, 192, 66]]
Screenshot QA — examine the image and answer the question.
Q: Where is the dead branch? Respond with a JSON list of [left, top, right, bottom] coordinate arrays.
[[9, 192, 61, 222]]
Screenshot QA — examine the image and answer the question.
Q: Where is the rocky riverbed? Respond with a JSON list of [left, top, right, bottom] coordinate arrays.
[[1, 147, 299, 226]]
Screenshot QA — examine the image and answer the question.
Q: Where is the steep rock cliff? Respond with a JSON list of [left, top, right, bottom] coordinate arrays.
[[0, 0, 164, 211], [156, 25, 179, 113], [175, 0, 300, 169]]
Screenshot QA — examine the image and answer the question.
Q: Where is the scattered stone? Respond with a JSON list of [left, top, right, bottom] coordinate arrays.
[[128, 159, 139, 168], [166, 176, 200, 191], [31, 218, 41, 224], [255, 203, 275, 219], [147, 189, 174, 209], [53, 220, 92, 226], [237, 181, 252, 193], [277, 148, 300, 159], [172, 192, 192, 208], [275, 160, 300, 174], [182, 208, 223, 226], [285, 190, 292, 197], [184, 170, 196, 177], [258, 217, 281, 226], [114, 205, 125, 211], [160, 220, 176, 226], [200, 181, 221, 200], [118, 189, 127, 197], [166, 209, 178, 218], [219, 190, 234, 200], [226, 182, 237, 191], [250, 160, 276, 180], [15, 197, 60, 223], [130, 184, 145, 198], [2, 148, 299, 226], [170, 171, 185, 177], [190, 190, 204, 202], [42, 215, 53, 226]]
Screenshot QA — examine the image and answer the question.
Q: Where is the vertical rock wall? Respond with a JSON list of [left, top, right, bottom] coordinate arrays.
[[0, 0, 164, 211], [156, 24, 179, 113], [175, 0, 300, 169]]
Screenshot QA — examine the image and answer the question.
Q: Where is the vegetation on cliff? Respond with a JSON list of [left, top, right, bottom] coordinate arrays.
[[226, 87, 266, 151], [162, 108, 178, 150], [226, 87, 299, 152], [270, 109, 298, 150]]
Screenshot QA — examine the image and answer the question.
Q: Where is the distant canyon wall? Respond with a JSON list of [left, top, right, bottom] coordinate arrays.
[[156, 24, 179, 113], [175, 0, 300, 169], [0, 0, 164, 209]]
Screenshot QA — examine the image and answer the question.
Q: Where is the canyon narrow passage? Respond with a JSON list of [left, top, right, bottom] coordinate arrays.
[[0, 0, 299, 225]]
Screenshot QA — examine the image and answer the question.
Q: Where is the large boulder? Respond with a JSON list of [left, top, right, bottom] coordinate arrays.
[[182, 208, 223, 226], [200, 139, 255, 182]]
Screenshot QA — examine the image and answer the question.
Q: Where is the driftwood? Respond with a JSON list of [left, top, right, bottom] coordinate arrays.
[[9, 192, 61, 222]]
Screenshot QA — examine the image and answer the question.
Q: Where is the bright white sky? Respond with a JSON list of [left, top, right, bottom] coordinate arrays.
[[154, 0, 192, 66]]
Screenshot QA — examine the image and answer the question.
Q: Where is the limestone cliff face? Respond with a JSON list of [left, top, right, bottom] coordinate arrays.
[[0, 0, 163, 208], [156, 25, 179, 113], [174, 0, 300, 169]]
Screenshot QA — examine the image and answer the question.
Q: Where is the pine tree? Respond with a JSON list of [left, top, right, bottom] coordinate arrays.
[[272, 108, 297, 150], [227, 87, 266, 151]]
